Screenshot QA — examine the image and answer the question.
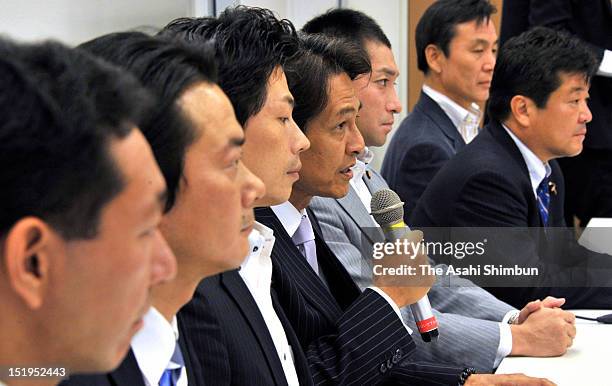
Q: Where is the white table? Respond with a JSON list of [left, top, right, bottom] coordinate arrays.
[[497, 310, 612, 385]]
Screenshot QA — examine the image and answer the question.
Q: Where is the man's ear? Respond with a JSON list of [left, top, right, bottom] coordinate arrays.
[[509, 95, 533, 128], [425, 44, 444, 74], [3, 217, 54, 309]]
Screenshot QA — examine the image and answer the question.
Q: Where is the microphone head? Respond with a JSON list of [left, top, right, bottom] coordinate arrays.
[[370, 189, 405, 227]]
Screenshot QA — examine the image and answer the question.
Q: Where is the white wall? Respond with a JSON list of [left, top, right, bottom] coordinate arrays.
[[0, 0, 195, 45]]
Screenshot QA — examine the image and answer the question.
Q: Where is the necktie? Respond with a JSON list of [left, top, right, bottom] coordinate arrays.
[[292, 214, 319, 274], [159, 342, 184, 386], [536, 176, 551, 227]]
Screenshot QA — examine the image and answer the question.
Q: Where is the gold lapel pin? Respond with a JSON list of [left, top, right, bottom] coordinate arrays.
[[549, 181, 557, 195]]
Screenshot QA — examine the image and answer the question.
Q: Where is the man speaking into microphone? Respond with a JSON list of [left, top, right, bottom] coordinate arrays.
[[306, 8, 575, 374]]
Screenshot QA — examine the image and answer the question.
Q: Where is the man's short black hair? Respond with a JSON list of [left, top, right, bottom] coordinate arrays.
[[488, 27, 598, 123], [286, 33, 371, 131], [302, 8, 391, 48], [416, 0, 496, 74], [79, 32, 218, 212], [0, 38, 151, 239], [160, 6, 298, 127]]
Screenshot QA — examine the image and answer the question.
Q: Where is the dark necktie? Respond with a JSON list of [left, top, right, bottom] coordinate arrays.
[[536, 176, 551, 227]]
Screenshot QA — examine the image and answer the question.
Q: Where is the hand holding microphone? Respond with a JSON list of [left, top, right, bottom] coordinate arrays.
[[370, 188, 439, 342]]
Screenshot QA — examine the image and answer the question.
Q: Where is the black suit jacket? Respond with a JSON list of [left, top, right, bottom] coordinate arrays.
[[381, 92, 466, 221], [61, 331, 204, 386], [411, 121, 612, 308], [500, 0, 612, 150], [178, 269, 312, 386], [256, 207, 464, 385]]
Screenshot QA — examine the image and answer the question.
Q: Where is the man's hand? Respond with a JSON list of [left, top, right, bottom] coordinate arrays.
[[510, 306, 576, 356], [373, 230, 435, 308], [465, 374, 555, 385], [517, 296, 566, 324]]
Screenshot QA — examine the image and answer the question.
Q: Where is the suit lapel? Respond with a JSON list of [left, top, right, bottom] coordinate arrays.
[[417, 92, 466, 151], [487, 121, 544, 228], [220, 271, 288, 386], [335, 186, 382, 245], [309, 208, 362, 310], [256, 207, 342, 321], [271, 290, 313, 386], [108, 349, 146, 386]]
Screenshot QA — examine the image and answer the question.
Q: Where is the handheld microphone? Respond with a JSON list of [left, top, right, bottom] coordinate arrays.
[[371, 189, 439, 342]]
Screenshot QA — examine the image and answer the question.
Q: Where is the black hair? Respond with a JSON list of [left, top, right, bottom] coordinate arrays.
[[488, 27, 598, 122], [302, 8, 391, 48], [79, 32, 218, 212], [416, 0, 496, 74], [159, 6, 299, 127], [0, 38, 151, 239], [285, 33, 371, 131]]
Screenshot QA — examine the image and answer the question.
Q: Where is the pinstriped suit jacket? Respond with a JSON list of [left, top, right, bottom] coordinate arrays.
[[255, 206, 464, 385], [309, 167, 516, 372]]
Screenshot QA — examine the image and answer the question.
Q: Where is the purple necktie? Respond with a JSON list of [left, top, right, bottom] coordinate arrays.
[[292, 215, 319, 275]]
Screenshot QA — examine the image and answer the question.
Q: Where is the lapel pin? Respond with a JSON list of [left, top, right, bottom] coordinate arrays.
[[549, 181, 557, 195]]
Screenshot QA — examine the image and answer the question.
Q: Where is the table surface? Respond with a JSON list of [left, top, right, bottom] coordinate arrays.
[[496, 310, 612, 385]]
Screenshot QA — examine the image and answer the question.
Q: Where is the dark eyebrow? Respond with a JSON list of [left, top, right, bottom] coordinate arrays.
[[569, 86, 587, 93], [376, 66, 399, 77], [337, 106, 357, 117], [283, 94, 295, 108], [229, 137, 245, 147], [473, 38, 499, 46], [157, 189, 169, 209]]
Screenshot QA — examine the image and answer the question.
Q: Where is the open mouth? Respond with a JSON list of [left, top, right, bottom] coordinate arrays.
[[339, 165, 355, 179]]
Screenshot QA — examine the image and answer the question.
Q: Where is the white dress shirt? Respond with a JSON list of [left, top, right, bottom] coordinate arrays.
[[348, 149, 516, 366], [131, 307, 187, 386], [502, 124, 552, 198], [271, 201, 413, 335], [422, 84, 482, 143], [238, 223, 300, 386], [597, 50, 612, 77]]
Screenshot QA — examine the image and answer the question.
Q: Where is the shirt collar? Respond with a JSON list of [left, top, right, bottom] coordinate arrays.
[[270, 201, 307, 238], [422, 84, 480, 130], [239, 222, 276, 291], [502, 124, 552, 196], [131, 307, 180, 385], [351, 147, 374, 183]]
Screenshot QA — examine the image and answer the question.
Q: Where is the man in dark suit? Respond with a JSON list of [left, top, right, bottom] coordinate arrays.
[[381, 0, 498, 220], [256, 31, 551, 385], [411, 27, 612, 309], [500, 0, 612, 227], [161, 8, 313, 385], [65, 32, 265, 386], [0, 38, 176, 386]]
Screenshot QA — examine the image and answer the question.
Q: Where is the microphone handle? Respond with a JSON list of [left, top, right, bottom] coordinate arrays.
[[379, 220, 440, 342], [410, 296, 439, 342]]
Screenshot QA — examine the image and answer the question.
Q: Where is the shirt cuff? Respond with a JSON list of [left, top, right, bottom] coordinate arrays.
[[368, 286, 413, 335], [597, 50, 612, 77], [494, 310, 519, 367]]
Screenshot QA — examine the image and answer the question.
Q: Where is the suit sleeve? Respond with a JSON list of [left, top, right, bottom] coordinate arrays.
[[306, 288, 465, 385], [451, 170, 612, 308], [396, 142, 452, 221], [311, 198, 508, 373]]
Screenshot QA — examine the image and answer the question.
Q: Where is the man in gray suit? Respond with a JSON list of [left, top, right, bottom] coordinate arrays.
[[305, 8, 576, 372]]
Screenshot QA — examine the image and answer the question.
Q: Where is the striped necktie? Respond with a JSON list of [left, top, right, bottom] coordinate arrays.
[[536, 176, 551, 226]]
